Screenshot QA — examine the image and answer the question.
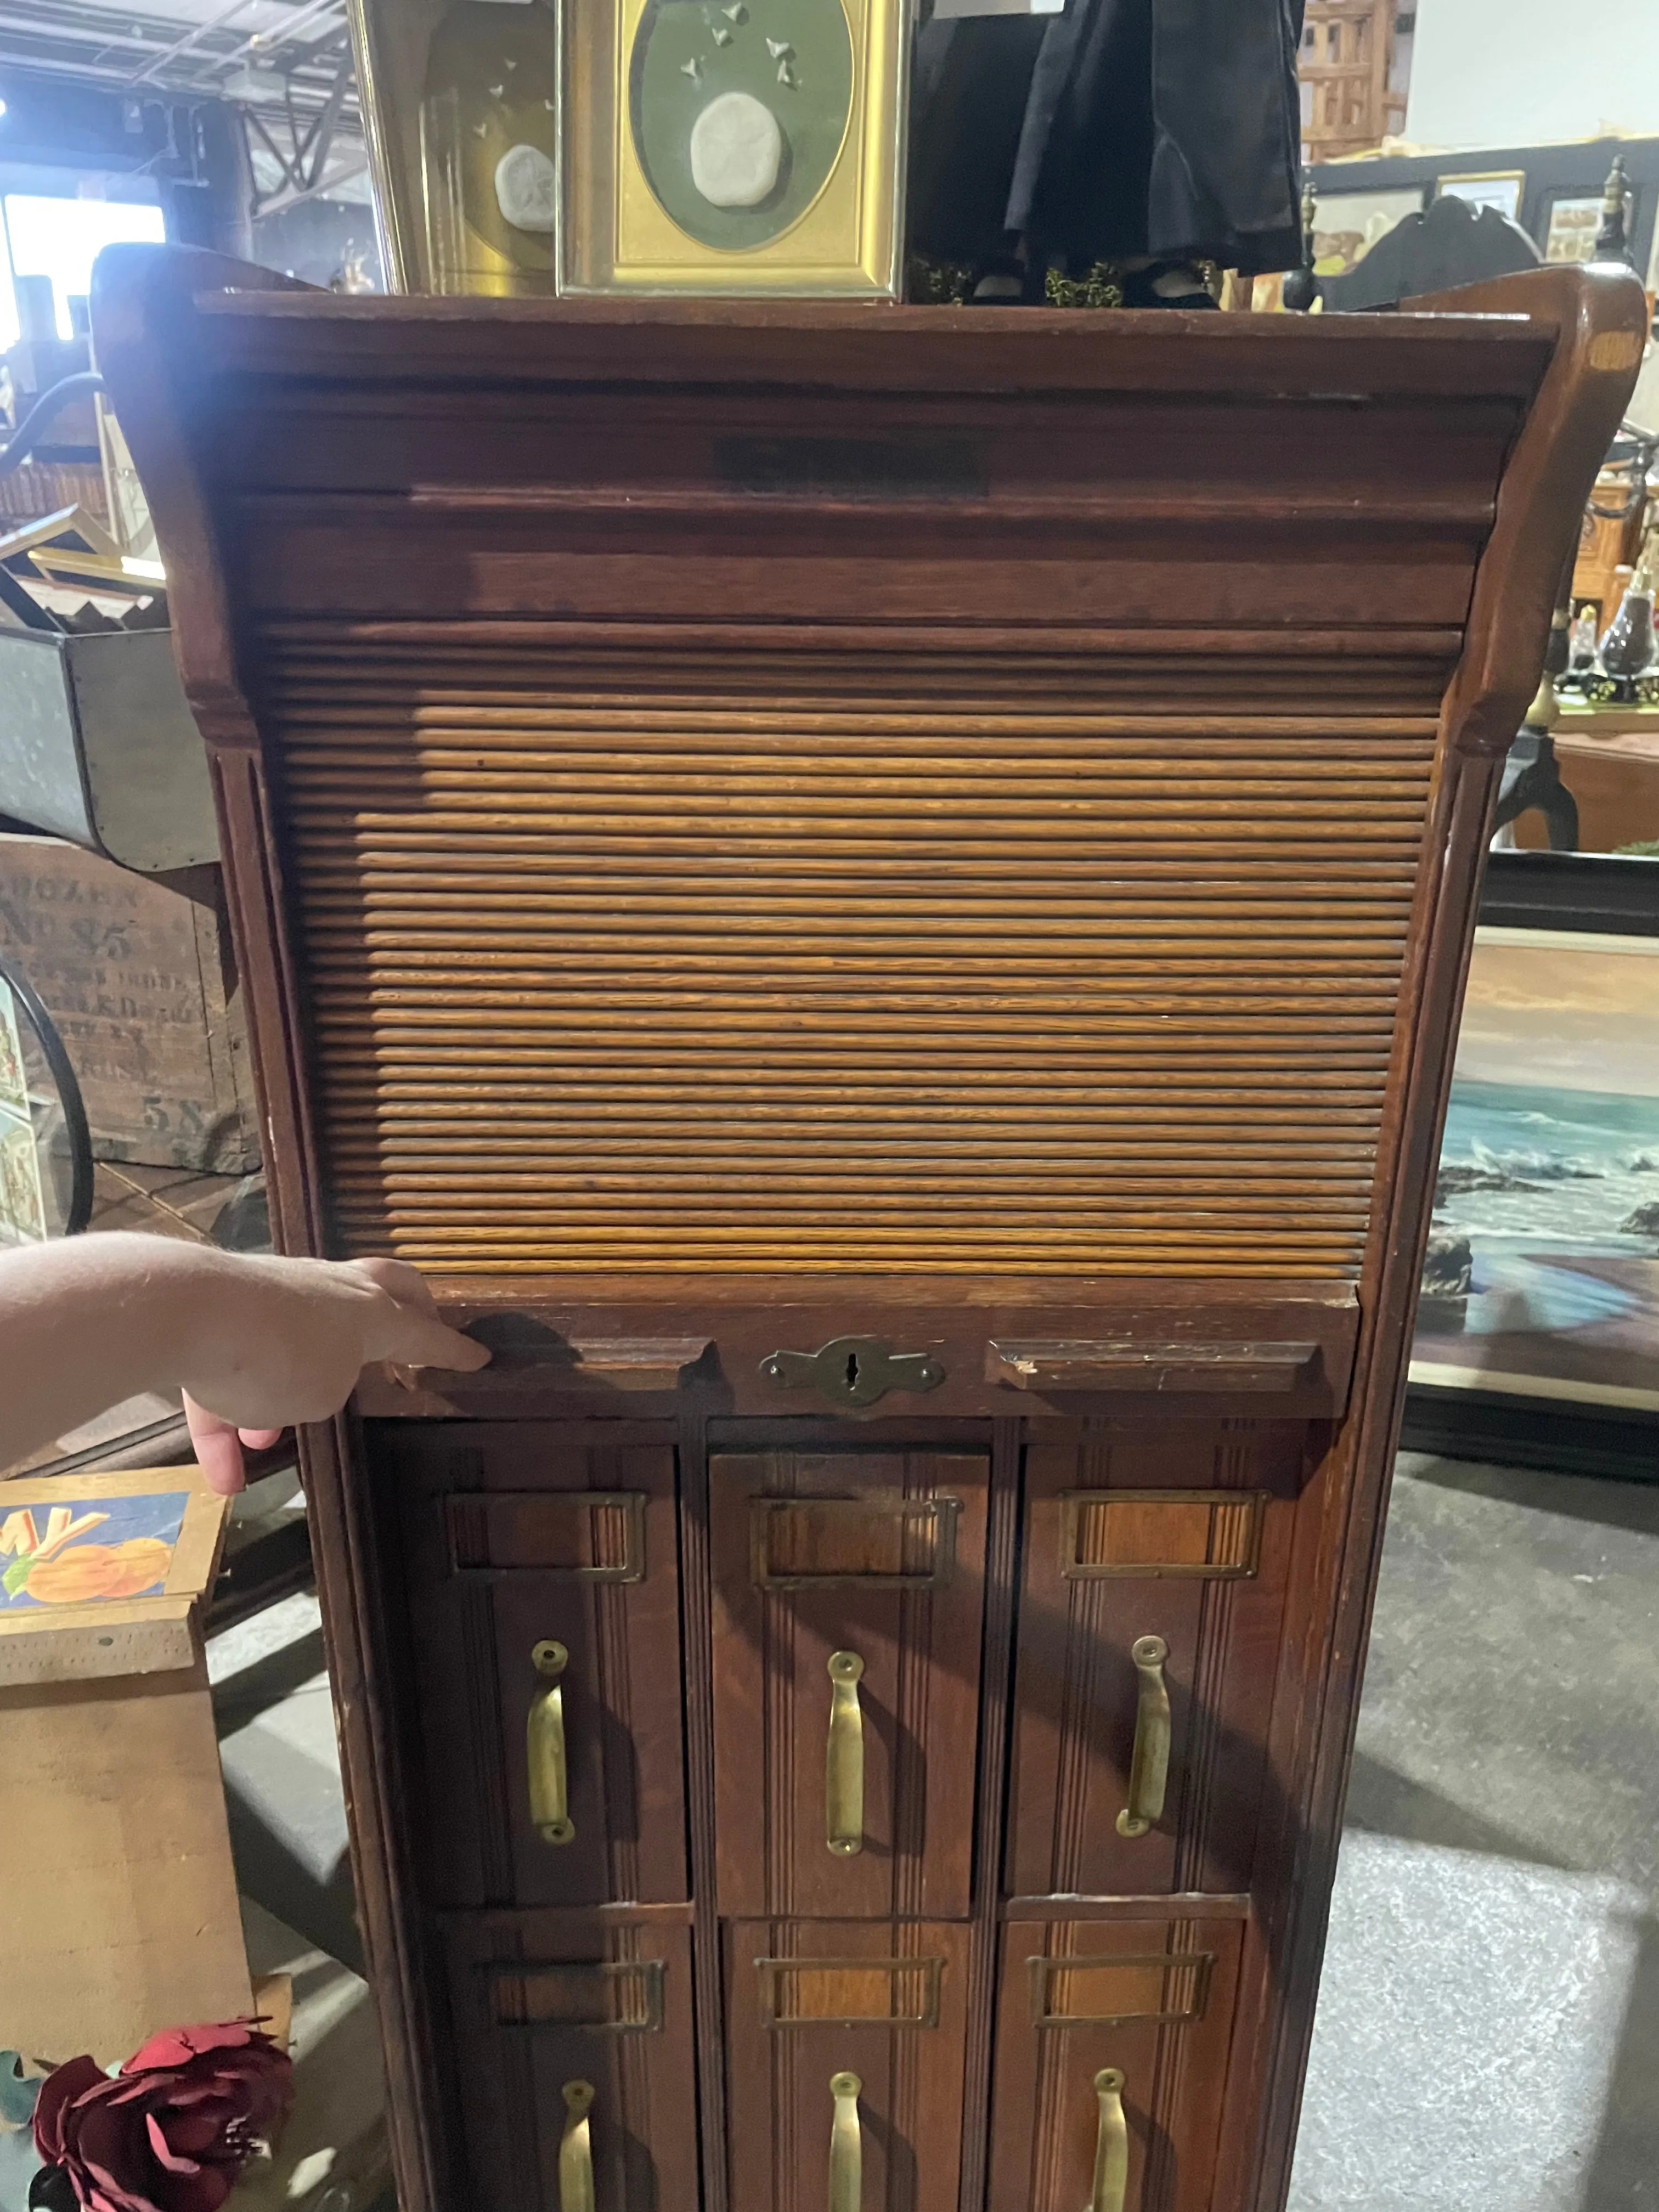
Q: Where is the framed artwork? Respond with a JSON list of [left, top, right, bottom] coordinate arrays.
[[558, 0, 908, 295], [1309, 185, 1425, 276], [1434, 171, 1525, 221], [1306, 138, 1659, 286], [0, 1471, 226, 1617], [1404, 854, 1659, 1480], [1543, 192, 1606, 264]]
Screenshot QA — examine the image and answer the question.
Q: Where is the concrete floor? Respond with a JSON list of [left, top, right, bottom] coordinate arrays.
[[1290, 1453, 1659, 2212], [208, 1451, 1659, 2211]]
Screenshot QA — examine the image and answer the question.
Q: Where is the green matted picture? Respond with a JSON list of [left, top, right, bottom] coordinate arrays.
[[560, 0, 909, 295]]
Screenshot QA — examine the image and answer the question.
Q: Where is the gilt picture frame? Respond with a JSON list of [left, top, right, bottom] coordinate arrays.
[[558, 0, 908, 295]]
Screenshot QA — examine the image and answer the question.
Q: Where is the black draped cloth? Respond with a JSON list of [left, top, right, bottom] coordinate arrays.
[[909, 0, 1307, 277]]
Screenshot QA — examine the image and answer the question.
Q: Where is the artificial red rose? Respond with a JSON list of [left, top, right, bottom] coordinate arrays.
[[32, 2021, 292, 2212]]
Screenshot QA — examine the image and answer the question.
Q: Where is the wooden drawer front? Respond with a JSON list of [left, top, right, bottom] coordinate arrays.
[[988, 1916, 1244, 2212], [439, 1909, 698, 2211], [379, 1420, 687, 1906], [712, 1448, 988, 1918], [1007, 1425, 1301, 1898], [725, 1920, 968, 2212]]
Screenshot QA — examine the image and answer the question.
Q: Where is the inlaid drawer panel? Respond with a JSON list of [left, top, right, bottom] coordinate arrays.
[[711, 1447, 988, 1918], [375, 1420, 688, 1906], [988, 1915, 1245, 2212], [1006, 1423, 1304, 1898], [438, 1907, 698, 2211], [724, 1918, 969, 2212]]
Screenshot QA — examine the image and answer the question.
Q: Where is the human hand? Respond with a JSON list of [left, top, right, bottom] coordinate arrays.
[[180, 1252, 489, 1494]]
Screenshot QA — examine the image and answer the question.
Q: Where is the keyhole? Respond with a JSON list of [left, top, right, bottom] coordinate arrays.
[[844, 1350, 860, 1392]]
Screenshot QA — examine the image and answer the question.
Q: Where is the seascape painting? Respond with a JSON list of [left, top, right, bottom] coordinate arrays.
[[1411, 928, 1659, 1410]]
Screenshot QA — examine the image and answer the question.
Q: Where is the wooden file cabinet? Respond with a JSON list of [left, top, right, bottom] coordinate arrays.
[[94, 247, 1643, 2212]]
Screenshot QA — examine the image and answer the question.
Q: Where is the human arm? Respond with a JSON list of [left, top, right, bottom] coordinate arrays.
[[0, 1234, 489, 1494]]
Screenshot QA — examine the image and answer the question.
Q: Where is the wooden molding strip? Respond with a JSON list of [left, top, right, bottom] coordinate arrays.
[[986, 1339, 1321, 1393]]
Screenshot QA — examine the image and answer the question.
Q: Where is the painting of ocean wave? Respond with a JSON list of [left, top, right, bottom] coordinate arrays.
[[1411, 928, 1659, 1410]]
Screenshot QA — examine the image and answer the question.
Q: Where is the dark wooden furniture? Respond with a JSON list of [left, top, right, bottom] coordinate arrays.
[[92, 248, 1644, 2212]]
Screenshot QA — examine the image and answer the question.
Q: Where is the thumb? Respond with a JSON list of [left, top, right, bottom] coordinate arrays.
[[184, 1392, 247, 1497]]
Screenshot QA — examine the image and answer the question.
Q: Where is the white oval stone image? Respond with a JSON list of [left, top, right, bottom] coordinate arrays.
[[688, 90, 783, 209], [494, 142, 557, 234]]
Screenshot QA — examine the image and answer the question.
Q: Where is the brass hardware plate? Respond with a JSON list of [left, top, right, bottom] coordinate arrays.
[[759, 1336, 946, 1410], [488, 1958, 666, 2034], [447, 1490, 647, 1583], [750, 1494, 961, 1589], [1059, 1491, 1267, 1581], [755, 1954, 945, 2029], [1026, 1950, 1214, 2028], [987, 1338, 1319, 1393]]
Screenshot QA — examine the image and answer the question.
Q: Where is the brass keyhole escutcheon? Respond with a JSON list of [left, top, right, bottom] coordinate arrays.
[[759, 1336, 946, 1410]]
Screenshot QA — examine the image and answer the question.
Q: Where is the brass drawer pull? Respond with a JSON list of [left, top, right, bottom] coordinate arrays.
[[528, 1639, 575, 1847], [559, 2079, 595, 2212], [1090, 2067, 1128, 2212], [828, 2070, 862, 2212], [826, 1651, 866, 1856], [1116, 1634, 1170, 1839]]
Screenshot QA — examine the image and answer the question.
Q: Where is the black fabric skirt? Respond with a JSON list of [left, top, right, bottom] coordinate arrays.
[[908, 0, 1306, 276]]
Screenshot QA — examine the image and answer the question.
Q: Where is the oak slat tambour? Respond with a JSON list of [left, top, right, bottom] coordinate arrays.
[[259, 639, 1438, 1274]]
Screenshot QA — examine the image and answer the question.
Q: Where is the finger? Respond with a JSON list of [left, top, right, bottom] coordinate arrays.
[[237, 1427, 285, 1452], [366, 1302, 492, 1373], [351, 1255, 441, 1318], [184, 1392, 247, 1496]]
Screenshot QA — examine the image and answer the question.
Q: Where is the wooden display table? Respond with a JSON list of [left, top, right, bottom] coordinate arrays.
[[92, 248, 1641, 2212], [1519, 704, 1659, 853]]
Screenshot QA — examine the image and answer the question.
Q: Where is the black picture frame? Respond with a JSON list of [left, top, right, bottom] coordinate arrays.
[[1401, 850, 1659, 1482]]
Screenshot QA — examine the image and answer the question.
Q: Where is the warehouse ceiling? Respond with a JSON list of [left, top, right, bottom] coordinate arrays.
[[0, 0, 368, 205]]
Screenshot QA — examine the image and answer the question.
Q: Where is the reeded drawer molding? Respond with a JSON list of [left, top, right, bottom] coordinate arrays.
[[1006, 1430, 1301, 1901], [437, 1910, 698, 2212], [989, 1915, 1245, 2212], [724, 1921, 970, 2212], [713, 1446, 989, 1920], [378, 1421, 689, 1909]]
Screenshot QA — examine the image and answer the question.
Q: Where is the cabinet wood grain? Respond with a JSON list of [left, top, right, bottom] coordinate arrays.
[[375, 1420, 688, 1906], [988, 1916, 1245, 2212], [438, 1907, 699, 2211], [724, 1919, 969, 2212], [712, 1446, 988, 1919], [90, 249, 1645, 2212], [1006, 1423, 1305, 1900]]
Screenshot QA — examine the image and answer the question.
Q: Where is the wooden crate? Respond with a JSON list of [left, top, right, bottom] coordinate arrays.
[[0, 1469, 251, 2068], [0, 836, 258, 1173]]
